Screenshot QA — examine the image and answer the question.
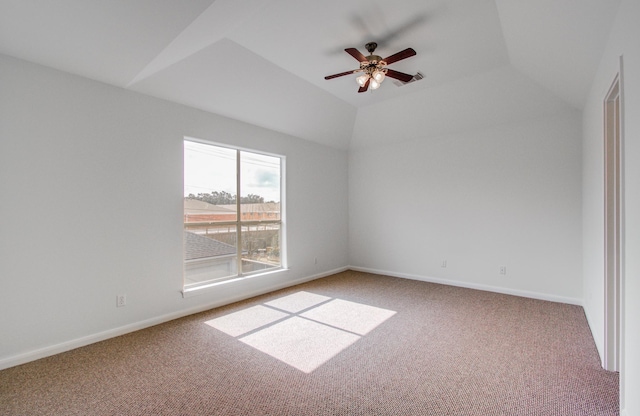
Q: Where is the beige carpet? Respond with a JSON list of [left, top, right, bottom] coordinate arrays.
[[0, 271, 619, 415]]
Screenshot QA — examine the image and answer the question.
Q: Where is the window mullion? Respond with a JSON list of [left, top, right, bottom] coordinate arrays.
[[236, 149, 242, 276]]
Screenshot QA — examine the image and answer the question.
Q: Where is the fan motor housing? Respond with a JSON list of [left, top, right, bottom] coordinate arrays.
[[362, 55, 385, 71]]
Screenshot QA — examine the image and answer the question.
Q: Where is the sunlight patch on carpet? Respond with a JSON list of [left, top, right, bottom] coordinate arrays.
[[301, 299, 397, 336], [240, 317, 360, 373], [204, 305, 288, 337], [205, 291, 396, 373], [264, 291, 330, 313]]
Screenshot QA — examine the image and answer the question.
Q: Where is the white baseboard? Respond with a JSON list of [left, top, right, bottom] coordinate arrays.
[[348, 266, 583, 306], [1, 265, 582, 370], [0, 266, 348, 371]]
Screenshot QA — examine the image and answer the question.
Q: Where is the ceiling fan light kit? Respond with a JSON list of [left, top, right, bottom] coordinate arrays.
[[325, 42, 416, 93]]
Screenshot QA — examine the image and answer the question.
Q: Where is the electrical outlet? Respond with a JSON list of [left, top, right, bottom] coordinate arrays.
[[116, 294, 127, 307], [441, 260, 447, 268], [499, 266, 507, 275]]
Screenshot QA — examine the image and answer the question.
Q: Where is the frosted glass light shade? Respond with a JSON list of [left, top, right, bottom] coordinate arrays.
[[373, 70, 385, 83], [356, 74, 369, 86]]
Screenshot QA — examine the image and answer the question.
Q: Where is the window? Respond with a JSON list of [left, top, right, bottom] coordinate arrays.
[[183, 139, 283, 288]]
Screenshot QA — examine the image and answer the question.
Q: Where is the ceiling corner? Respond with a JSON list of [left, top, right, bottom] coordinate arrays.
[[494, 0, 622, 110]]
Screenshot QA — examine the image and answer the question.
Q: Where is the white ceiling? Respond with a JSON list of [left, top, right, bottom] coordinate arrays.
[[0, 0, 621, 149]]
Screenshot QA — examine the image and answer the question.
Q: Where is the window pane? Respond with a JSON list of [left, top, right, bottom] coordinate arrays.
[[241, 223, 281, 274], [184, 141, 237, 221], [183, 228, 237, 286], [240, 151, 280, 219]]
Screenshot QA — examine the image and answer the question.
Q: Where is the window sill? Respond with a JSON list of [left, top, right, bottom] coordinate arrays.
[[181, 268, 288, 298]]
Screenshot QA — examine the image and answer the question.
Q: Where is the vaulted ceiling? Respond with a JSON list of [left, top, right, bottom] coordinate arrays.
[[0, 0, 621, 149]]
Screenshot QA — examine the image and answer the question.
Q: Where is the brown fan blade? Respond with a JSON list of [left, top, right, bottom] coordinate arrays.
[[385, 69, 414, 83], [345, 47, 367, 62], [358, 78, 370, 93], [383, 48, 416, 65], [324, 70, 357, 80]]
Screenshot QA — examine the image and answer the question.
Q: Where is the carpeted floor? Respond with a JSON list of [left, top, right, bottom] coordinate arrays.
[[0, 271, 619, 415]]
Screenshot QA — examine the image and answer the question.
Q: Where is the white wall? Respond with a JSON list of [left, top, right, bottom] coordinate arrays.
[[582, 0, 640, 413], [350, 65, 576, 151], [0, 54, 349, 368], [349, 111, 583, 303]]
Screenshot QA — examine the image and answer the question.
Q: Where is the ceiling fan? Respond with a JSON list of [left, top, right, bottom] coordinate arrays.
[[325, 42, 416, 93]]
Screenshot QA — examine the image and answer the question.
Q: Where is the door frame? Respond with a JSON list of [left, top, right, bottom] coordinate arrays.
[[603, 66, 624, 373]]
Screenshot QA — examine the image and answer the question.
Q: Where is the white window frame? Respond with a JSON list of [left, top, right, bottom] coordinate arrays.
[[182, 137, 286, 295]]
